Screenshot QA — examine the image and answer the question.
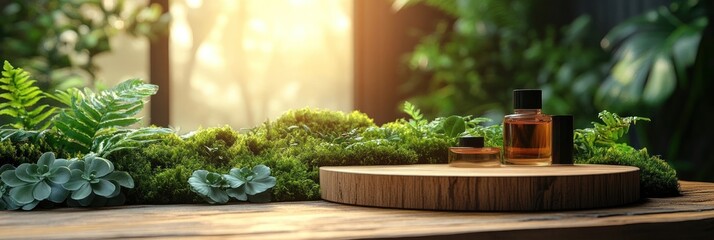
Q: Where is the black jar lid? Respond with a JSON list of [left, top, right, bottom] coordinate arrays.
[[513, 89, 542, 109], [458, 136, 484, 148]]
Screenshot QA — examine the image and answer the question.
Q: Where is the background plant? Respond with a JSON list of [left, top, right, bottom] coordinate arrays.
[[0, 0, 170, 90], [398, 0, 712, 182], [0, 61, 56, 131], [398, 0, 608, 127]]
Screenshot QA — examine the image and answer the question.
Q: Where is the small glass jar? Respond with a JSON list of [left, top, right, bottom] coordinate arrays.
[[448, 136, 501, 167]]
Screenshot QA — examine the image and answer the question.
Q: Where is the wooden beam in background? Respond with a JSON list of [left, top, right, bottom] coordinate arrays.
[[353, 1, 449, 124], [149, 0, 170, 127]]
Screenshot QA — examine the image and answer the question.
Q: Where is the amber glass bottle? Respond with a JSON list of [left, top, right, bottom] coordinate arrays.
[[503, 89, 552, 166]]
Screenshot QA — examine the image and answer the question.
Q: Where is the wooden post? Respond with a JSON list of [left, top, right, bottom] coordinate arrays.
[[353, 1, 449, 124], [149, 0, 170, 127]]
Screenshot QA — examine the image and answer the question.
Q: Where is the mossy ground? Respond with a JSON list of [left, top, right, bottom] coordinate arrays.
[[1, 108, 680, 203]]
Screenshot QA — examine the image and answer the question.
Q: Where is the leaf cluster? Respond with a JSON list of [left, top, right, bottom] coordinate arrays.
[[0, 61, 167, 210], [54, 79, 170, 156], [574, 110, 650, 158], [0, 61, 55, 131], [188, 165, 276, 204], [0, 152, 134, 210]]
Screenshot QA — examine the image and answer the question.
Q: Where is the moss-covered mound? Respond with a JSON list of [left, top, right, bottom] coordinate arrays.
[[1, 108, 680, 204]]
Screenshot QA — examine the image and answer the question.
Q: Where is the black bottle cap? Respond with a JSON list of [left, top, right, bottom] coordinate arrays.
[[458, 136, 484, 148], [513, 89, 542, 109], [552, 115, 574, 164]]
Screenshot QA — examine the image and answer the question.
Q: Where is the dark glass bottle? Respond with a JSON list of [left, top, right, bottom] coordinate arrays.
[[503, 89, 552, 166], [448, 136, 501, 167]]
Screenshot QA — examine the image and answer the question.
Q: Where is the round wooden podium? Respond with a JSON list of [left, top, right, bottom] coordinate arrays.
[[320, 164, 640, 211]]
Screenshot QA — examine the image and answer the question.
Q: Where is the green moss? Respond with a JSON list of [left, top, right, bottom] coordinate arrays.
[[183, 126, 247, 167], [229, 151, 321, 201], [576, 145, 680, 197], [0, 133, 68, 165], [0, 107, 681, 204], [271, 108, 375, 138]]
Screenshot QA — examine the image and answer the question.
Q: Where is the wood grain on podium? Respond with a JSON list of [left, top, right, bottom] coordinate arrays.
[[320, 164, 640, 211]]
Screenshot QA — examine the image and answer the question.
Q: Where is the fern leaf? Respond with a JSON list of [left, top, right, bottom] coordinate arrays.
[[54, 79, 159, 154], [0, 60, 56, 130], [403, 101, 424, 121]]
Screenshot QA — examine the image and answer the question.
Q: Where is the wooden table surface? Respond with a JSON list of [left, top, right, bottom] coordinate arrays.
[[1, 181, 713, 240]]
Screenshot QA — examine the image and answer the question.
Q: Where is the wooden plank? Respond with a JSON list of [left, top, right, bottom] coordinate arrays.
[[0, 181, 713, 239], [320, 164, 640, 211]]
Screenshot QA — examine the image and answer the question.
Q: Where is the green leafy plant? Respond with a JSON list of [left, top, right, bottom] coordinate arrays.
[[0, 0, 170, 89], [0, 152, 70, 210], [0, 60, 55, 130], [62, 154, 134, 207], [574, 110, 650, 158], [398, 0, 607, 127], [189, 165, 276, 204], [53, 79, 169, 156], [598, 0, 708, 110]]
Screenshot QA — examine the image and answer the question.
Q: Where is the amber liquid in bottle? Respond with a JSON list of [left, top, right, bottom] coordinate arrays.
[[503, 109, 552, 165]]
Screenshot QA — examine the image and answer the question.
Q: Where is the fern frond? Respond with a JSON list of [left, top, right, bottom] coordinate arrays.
[[0, 60, 56, 130], [94, 127, 174, 157], [402, 101, 424, 121], [54, 79, 159, 154]]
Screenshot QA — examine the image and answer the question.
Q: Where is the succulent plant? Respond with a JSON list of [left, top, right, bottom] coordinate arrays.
[[224, 165, 276, 202], [0, 152, 71, 210], [62, 154, 134, 206], [188, 170, 230, 204], [1, 164, 20, 210], [189, 165, 276, 204]]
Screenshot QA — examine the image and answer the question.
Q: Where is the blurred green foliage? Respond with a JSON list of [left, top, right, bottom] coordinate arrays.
[[599, 0, 708, 111], [0, 0, 170, 90], [399, 0, 712, 182], [398, 0, 608, 127]]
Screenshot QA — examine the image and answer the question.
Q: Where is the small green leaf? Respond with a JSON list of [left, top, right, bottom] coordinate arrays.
[[87, 157, 114, 178], [14, 164, 38, 182], [226, 187, 247, 201], [48, 183, 69, 203], [1, 170, 26, 187], [37, 152, 55, 167], [91, 179, 116, 197], [9, 184, 35, 204], [441, 116, 466, 138], [207, 189, 229, 204], [49, 167, 71, 184], [252, 165, 271, 179], [62, 174, 89, 191], [224, 174, 245, 188], [244, 176, 276, 195], [104, 171, 134, 188], [20, 200, 40, 211], [71, 182, 93, 200], [32, 181, 51, 200]]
